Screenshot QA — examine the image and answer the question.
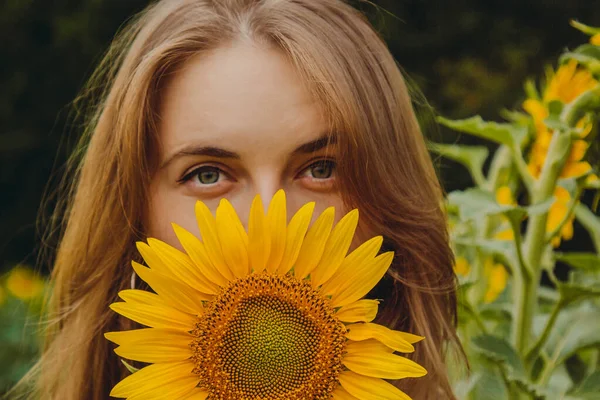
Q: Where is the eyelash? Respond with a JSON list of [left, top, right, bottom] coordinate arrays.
[[178, 159, 336, 185]]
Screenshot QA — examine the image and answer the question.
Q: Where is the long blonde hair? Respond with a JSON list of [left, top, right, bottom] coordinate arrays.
[[18, 1, 463, 398]]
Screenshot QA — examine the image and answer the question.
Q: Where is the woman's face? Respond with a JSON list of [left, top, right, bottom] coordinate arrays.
[[149, 40, 346, 248]]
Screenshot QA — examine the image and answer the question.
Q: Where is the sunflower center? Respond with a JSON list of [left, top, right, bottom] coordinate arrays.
[[191, 274, 346, 400]]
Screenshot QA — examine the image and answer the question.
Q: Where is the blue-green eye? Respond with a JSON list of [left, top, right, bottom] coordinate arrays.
[[183, 166, 222, 185], [305, 160, 335, 179]]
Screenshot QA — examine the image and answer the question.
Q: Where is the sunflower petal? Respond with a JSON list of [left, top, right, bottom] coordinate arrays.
[[266, 190, 287, 273], [109, 302, 196, 331], [336, 300, 379, 323], [329, 252, 393, 308], [105, 328, 192, 363], [277, 202, 315, 274], [338, 370, 412, 400], [110, 361, 198, 399], [132, 262, 209, 315], [345, 323, 424, 353], [311, 209, 359, 287], [216, 199, 249, 279], [294, 207, 335, 280], [343, 351, 427, 379], [320, 236, 383, 296], [248, 195, 271, 273], [561, 161, 592, 178], [136, 242, 169, 274], [172, 223, 230, 287], [147, 237, 219, 294], [118, 289, 165, 307], [195, 200, 234, 281], [332, 386, 359, 400], [345, 339, 395, 354]]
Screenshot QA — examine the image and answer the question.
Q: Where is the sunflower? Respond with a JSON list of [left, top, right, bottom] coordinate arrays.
[[523, 60, 598, 181], [105, 190, 426, 400]]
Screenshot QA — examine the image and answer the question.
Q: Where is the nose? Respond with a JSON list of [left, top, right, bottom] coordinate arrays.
[[229, 171, 283, 229]]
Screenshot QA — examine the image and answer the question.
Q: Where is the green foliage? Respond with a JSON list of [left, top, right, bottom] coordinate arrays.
[[442, 21, 600, 400]]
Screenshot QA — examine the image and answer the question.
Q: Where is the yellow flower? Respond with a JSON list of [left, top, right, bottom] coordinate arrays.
[[547, 186, 575, 248], [592, 33, 600, 46], [5, 266, 45, 300], [494, 186, 517, 241], [483, 258, 508, 304], [524, 60, 597, 179], [106, 191, 426, 400], [454, 256, 470, 276]]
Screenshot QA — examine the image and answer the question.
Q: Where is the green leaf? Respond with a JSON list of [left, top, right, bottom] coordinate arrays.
[[472, 334, 525, 375], [121, 359, 140, 374], [570, 20, 600, 36], [555, 253, 600, 271], [568, 370, 600, 399], [448, 188, 511, 219], [429, 143, 489, 185], [438, 115, 527, 148], [561, 52, 600, 75], [545, 303, 600, 367]]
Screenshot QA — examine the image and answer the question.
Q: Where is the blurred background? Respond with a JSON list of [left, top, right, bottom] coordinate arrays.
[[1, 0, 599, 394]]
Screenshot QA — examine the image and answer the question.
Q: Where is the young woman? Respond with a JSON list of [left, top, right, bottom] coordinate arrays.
[[22, 0, 462, 398]]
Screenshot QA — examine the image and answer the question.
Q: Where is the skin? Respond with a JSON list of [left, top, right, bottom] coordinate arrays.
[[149, 39, 346, 248]]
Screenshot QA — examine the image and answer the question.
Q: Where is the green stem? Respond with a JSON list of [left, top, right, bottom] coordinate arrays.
[[513, 130, 571, 355], [524, 299, 565, 365]]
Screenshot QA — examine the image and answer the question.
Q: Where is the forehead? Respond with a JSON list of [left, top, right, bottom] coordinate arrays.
[[157, 40, 328, 158]]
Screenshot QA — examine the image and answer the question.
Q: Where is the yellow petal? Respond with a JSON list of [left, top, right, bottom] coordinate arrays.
[[147, 237, 219, 294], [591, 33, 600, 46], [494, 228, 514, 241], [483, 264, 508, 304], [345, 339, 395, 354], [105, 328, 192, 363], [172, 223, 229, 287], [109, 302, 196, 331], [495, 186, 514, 206], [277, 202, 315, 274], [453, 256, 471, 276], [248, 195, 271, 273], [332, 386, 359, 400], [330, 252, 394, 308], [320, 236, 383, 296], [195, 200, 234, 281], [110, 361, 198, 399], [266, 190, 287, 273], [294, 207, 335, 280], [136, 242, 169, 274], [118, 289, 165, 307], [216, 199, 249, 279], [561, 218, 574, 240], [311, 209, 359, 287], [345, 323, 423, 353], [336, 300, 379, 323], [338, 370, 412, 400], [343, 351, 427, 379], [569, 140, 588, 161], [132, 262, 209, 315], [561, 161, 592, 179]]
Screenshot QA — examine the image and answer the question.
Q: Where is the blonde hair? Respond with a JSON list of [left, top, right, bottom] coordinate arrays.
[[16, 1, 463, 398]]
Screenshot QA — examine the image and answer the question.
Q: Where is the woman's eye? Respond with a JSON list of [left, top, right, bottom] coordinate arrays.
[[303, 160, 336, 179], [182, 166, 225, 185]]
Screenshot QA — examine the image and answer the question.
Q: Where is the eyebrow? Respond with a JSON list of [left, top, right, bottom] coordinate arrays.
[[160, 134, 337, 169]]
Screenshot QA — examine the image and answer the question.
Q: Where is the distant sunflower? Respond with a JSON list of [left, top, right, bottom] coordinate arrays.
[[523, 60, 598, 181], [106, 190, 426, 400]]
